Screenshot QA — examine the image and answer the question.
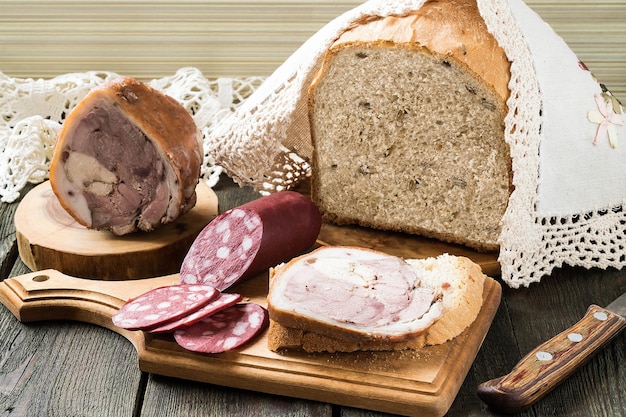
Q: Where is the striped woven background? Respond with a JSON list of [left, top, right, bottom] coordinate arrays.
[[1, 0, 624, 99]]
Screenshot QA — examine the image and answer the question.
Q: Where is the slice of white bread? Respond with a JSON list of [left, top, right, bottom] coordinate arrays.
[[405, 255, 486, 346], [267, 247, 487, 353], [308, 0, 512, 251]]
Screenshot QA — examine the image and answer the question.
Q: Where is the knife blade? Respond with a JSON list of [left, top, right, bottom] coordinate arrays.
[[477, 291, 626, 414]]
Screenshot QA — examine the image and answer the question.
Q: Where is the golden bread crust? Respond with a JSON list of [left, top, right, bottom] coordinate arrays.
[[329, 0, 510, 104]]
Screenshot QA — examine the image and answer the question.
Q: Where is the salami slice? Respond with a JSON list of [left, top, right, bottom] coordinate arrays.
[[112, 284, 219, 331], [174, 303, 268, 353], [148, 292, 243, 334], [180, 191, 321, 290]]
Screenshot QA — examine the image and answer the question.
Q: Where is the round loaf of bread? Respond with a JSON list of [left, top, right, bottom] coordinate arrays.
[[308, 0, 512, 251]]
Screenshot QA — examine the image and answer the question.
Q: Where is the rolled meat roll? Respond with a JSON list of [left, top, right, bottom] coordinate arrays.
[[49, 77, 203, 235]]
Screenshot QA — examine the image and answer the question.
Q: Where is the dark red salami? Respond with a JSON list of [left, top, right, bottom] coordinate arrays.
[[174, 303, 268, 353], [112, 284, 219, 331], [180, 191, 321, 290], [148, 292, 243, 334]]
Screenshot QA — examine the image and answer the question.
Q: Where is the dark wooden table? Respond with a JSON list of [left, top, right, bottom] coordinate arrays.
[[1, 175, 624, 417]]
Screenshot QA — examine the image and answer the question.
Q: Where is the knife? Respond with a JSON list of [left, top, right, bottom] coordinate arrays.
[[477, 291, 626, 414]]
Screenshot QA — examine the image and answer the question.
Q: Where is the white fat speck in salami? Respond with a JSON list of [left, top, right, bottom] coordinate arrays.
[[112, 284, 219, 331], [173, 303, 268, 353], [230, 209, 246, 218], [242, 212, 261, 231], [216, 246, 230, 259], [179, 191, 322, 291], [216, 219, 231, 232], [221, 228, 231, 243], [149, 292, 243, 334], [241, 235, 253, 251]]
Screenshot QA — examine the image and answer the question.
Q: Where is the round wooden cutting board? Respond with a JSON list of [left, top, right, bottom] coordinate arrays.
[[14, 181, 218, 280]]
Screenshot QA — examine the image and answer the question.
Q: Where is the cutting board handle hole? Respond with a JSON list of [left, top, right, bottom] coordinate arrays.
[[32, 274, 50, 283]]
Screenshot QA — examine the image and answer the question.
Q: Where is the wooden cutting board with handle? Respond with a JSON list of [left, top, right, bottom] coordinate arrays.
[[0, 267, 501, 417]]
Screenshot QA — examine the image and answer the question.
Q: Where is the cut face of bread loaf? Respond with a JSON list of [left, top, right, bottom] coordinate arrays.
[[50, 77, 203, 235], [308, 0, 512, 251], [267, 246, 487, 353]]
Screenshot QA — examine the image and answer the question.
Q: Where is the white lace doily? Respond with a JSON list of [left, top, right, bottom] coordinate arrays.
[[0, 67, 264, 203]]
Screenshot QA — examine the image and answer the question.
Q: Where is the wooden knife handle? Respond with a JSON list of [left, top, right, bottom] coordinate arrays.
[[477, 304, 626, 414]]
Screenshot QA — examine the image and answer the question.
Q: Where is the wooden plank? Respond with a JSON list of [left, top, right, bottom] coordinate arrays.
[[0, 1, 623, 98], [525, 0, 626, 99], [0, 262, 144, 416], [0, 185, 27, 280], [140, 374, 334, 417], [0, 0, 362, 79]]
